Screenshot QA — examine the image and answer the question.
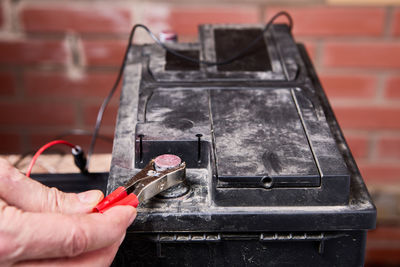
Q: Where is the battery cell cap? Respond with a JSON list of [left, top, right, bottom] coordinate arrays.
[[154, 154, 181, 171], [159, 30, 178, 43]]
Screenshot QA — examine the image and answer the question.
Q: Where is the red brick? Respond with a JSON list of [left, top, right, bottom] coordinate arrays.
[[320, 74, 377, 99], [368, 227, 400, 242], [0, 2, 4, 28], [163, 6, 259, 36], [366, 248, 400, 266], [334, 106, 400, 130], [0, 40, 67, 66], [30, 133, 114, 153], [0, 71, 16, 96], [0, 133, 21, 154], [393, 9, 400, 36], [83, 104, 118, 127], [358, 162, 400, 183], [384, 76, 400, 99], [323, 42, 400, 69], [21, 5, 132, 34], [377, 136, 400, 159], [24, 71, 120, 98], [366, 227, 400, 266], [0, 103, 75, 126], [298, 40, 316, 61], [265, 7, 384, 37], [82, 40, 126, 67], [344, 134, 369, 159]]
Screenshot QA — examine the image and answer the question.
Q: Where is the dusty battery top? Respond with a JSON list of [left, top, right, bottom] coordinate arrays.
[[108, 24, 376, 266]]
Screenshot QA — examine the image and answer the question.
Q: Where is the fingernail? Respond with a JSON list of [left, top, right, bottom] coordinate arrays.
[[78, 190, 102, 204]]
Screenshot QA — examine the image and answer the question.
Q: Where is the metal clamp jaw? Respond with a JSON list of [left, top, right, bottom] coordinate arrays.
[[94, 155, 186, 213], [126, 159, 186, 203]]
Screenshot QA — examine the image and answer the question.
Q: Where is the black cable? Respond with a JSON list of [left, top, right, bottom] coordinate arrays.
[[14, 129, 111, 169], [86, 24, 140, 170], [146, 11, 293, 66], [55, 129, 113, 143], [86, 11, 293, 170]]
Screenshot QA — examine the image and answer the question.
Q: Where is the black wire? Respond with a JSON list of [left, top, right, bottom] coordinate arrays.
[[55, 129, 113, 143], [147, 11, 293, 66], [86, 11, 293, 170], [86, 24, 140, 170], [14, 129, 112, 169]]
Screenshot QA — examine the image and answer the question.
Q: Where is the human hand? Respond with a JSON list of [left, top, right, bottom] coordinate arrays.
[[0, 158, 136, 267]]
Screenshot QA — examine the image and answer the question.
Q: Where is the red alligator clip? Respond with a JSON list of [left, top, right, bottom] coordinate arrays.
[[94, 154, 186, 213]]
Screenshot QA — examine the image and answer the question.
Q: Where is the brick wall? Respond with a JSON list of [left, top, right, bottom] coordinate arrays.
[[0, 0, 399, 265]]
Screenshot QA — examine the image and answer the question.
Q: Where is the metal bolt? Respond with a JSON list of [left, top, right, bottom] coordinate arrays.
[[154, 154, 182, 171]]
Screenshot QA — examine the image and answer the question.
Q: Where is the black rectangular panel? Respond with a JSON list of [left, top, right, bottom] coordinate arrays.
[[165, 50, 200, 71], [210, 89, 320, 187], [214, 29, 272, 72]]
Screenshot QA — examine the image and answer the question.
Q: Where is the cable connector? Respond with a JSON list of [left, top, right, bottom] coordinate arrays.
[[72, 146, 88, 174], [26, 140, 89, 177]]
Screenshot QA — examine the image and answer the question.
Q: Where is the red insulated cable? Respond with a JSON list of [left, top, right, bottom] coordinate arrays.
[[26, 140, 76, 177]]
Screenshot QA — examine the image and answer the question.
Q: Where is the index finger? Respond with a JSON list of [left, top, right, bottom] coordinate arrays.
[[0, 158, 103, 214]]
